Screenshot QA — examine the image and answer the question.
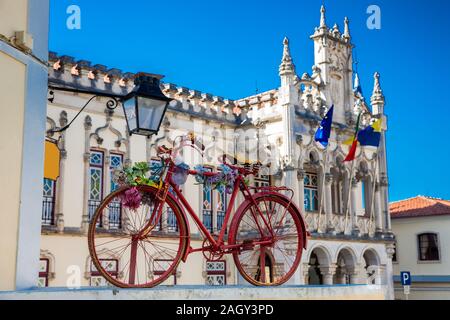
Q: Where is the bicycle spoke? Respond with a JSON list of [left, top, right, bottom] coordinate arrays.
[[232, 195, 303, 286], [88, 185, 187, 288]]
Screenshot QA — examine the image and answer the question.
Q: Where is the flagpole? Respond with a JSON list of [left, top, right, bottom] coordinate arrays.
[[342, 112, 362, 234], [343, 158, 355, 234], [317, 147, 328, 233]]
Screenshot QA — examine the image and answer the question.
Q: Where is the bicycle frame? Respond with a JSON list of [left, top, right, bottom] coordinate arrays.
[[154, 159, 276, 259]]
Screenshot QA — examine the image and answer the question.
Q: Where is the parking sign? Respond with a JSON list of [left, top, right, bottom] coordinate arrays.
[[400, 271, 411, 286]]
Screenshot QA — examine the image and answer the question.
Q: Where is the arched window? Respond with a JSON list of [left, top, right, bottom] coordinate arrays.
[[216, 168, 228, 233], [88, 150, 104, 223], [38, 250, 56, 287], [42, 178, 56, 225], [418, 233, 440, 261], [38, 258, 50, 287], [109, 153, 123, 229], [150, 157, 178, 233], [304, 172, 319, 212], [202, 166, 214, 233], [363, 250, 380, 285], [331, 158, 344, 215], [304, 152, 319, 213]]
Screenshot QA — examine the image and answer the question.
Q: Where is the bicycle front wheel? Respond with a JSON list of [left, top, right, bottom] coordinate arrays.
[[88, 185, 188, 288], [229, 194, 304, 286]]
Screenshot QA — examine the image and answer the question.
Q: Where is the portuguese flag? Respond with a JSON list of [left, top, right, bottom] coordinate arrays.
[[344, 113, 362, 162]]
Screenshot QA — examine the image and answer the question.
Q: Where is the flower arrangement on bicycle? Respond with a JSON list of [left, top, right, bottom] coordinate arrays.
[[88, 132, 307, 288]]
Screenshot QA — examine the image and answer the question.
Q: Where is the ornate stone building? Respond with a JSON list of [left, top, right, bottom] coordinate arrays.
[[40, 6, 395, 298]]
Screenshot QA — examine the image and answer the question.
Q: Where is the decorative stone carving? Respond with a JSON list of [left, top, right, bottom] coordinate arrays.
[[295, 133, 303, 146], [325, 173, 334, 185], [46, 117, 57, 137], [386, 243, 396, 260], [90, 108, 128, 148], [297, 169, 306, 180], [84, 115, 92, 130]]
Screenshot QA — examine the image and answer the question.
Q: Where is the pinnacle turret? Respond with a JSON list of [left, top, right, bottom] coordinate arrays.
[[371, 72, 385, 110], [279, 37, 296, 77], [320, 5, 327, 30], [343, 17, 351, 41]]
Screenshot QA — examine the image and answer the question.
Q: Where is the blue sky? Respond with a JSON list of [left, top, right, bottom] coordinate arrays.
[[49, 0, 450, 202]]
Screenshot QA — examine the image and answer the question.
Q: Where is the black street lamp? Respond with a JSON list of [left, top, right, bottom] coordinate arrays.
[[49, 72, 172, 137], [122, 73, 171, 136]]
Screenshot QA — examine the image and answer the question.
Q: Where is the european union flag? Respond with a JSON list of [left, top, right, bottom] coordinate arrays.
[[314, 105, 334, 148]]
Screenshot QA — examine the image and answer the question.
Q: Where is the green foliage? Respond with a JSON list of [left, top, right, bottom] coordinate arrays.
[[123, 162, 153, 186]]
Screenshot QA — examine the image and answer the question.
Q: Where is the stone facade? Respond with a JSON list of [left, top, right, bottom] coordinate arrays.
[[40, 5, 395, 298]]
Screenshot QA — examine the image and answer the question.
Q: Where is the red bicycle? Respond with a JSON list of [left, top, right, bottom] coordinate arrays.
[[88, 133, 308, 288]]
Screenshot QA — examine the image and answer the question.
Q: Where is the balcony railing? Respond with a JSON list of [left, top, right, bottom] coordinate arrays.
[[203, 210, 213, 233], [304, 212, 376, 237], [167, 209, 178, 232], [217, 212, 226, 234], [108, 200, 121, 230], [88, 200, 102, 226], [42, 196, 55, 226]]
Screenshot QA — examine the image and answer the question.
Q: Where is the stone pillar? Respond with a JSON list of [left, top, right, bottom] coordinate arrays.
[[324, 173, 334, 233], [284, 167, 298, 226], [351, 178, 360, 236], [335, 268, 347, 284], [81, 116, 92, 234], [380, 176, 393, 236], [103, 151, 111, 230], [302, 263, 310, 285], [320, 264, 337, 285], [374, 265, 386, 285], [55, 146, 66, 234], [55, 111, 67, 233], [297, 169, 306, 214], [349, 264, 366, 285], [385, 243, 396, 300], [374, 182, 383, 236]]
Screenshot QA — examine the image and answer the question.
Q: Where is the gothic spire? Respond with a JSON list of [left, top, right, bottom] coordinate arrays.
[[320, 5, 327, 30], [371, 72, 385, 105], [279, 37, 296, 77], [332, 23, 341, 37], [343, 17, 351, 41]]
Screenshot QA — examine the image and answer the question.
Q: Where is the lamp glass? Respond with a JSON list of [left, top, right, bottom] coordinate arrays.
[[123, 97, 138, 132], [137, 96, 168, 133]]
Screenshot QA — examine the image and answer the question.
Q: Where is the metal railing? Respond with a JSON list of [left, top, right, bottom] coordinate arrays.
[[203, 210, 213, 233], [88, 200, 102, 227], [108, 200, 122, 229], [42, 196, 55, 226]]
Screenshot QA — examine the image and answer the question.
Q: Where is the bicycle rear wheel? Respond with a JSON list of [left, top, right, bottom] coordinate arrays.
[[88, 185, 188, 288], [229, 194, 304, 286]]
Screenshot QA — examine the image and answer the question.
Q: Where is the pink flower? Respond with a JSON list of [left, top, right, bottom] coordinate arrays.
[[120, 187, 142, 210]]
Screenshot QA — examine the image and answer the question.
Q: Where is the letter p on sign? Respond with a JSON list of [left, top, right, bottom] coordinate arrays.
[[400, 271, 411, 286]]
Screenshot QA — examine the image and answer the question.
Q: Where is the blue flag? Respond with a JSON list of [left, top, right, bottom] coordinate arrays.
[[314, 105, 334, 148], [358, 118, 382, 147]]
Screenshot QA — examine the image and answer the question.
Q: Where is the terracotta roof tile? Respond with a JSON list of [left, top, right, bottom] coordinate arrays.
[[390, 196, 450, 219]]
